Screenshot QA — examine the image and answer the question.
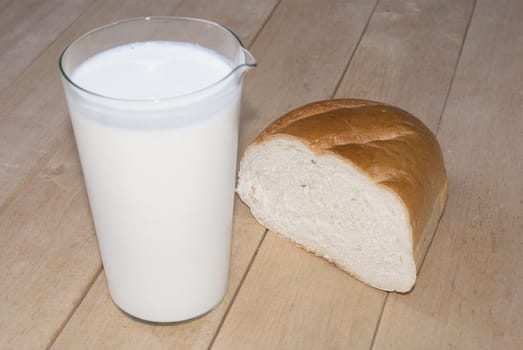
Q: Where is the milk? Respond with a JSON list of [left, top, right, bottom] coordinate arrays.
[[64, 41, 241, 322]]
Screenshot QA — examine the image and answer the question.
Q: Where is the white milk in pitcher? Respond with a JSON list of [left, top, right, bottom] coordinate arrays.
[[66, 41, 241, 322]]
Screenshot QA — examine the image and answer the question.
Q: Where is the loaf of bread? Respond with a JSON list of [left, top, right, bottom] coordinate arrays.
[[237, 99, 447, 292]]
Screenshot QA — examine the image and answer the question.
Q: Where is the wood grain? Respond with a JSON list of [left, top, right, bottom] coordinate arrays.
[[212, 0, 476, 348], [372, 0, 523, 348], [337, 0, 475, 129], [0, 0, 95, 93], [0, 138, 101, 350]]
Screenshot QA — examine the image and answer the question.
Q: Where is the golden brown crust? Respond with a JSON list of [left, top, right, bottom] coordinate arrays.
[[256, 99, 448, 267]]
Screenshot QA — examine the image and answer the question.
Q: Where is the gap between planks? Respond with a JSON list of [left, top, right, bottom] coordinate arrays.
[[369, 293, 389, 350], [45, 265, 104, 350], [207, 0, 283, 346], [332, 1, 387, 348], [331, 0, 380, 101], [434, 0, 478, 135], [370, 1, 477, 348], [207, 230, 268, 350]]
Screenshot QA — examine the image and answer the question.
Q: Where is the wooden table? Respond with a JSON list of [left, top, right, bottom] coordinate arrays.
[[1, 0, 521, 349]]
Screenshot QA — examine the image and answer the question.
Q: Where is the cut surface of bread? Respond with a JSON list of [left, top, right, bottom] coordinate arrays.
[[236, 99, 447, 292]]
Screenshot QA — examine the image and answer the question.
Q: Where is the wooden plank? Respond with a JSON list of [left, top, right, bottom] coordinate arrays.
[[211, 0, 476, 349], [337, 0, 475, 129], [0, 0, 96, 93], [0, 138, 101, 350], [372, 1, 523, 348]]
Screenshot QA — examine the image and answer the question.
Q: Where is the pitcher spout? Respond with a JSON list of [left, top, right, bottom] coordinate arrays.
[[242, 47, 256, 67], [236, 47, 256, 76]]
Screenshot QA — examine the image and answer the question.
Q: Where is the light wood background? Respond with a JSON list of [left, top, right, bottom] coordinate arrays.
[[0, 0, 521, 349]]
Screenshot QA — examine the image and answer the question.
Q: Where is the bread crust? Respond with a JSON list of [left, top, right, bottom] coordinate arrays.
[[256, 99, 448, 269]]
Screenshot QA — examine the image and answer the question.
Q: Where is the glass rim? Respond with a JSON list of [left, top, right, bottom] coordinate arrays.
[[59, 16, 256, 103]]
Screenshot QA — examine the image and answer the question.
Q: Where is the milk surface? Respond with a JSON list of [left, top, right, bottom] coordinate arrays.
[[72, 41, 233, 99], [66, 41, 241, 322]]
